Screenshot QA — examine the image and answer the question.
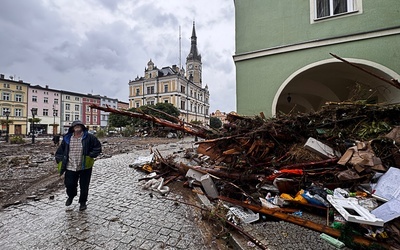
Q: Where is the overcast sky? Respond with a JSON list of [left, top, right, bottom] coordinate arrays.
[[0, 0, 236, 112]]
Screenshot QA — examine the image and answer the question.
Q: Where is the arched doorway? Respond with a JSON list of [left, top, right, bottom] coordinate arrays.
[[273, 58, 400, 116]]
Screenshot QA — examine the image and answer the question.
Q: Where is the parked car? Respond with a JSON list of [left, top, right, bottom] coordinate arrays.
[[27, 130, 42, 137]]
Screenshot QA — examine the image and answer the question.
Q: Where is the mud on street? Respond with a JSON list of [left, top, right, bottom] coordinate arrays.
[[0, 136, 182, 210]]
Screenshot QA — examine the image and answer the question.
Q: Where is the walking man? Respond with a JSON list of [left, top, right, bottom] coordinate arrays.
[[55, 120, 102, 211]]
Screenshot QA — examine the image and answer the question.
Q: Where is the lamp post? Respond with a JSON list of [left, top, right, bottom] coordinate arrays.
[[31, 108, 37, 144], [53, 106, 56, 135], [4, 110, 10, 143]]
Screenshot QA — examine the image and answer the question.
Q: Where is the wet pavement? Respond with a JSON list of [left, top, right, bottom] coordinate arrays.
[[0, 138, 343, 250], [0, 141, 215, 250]]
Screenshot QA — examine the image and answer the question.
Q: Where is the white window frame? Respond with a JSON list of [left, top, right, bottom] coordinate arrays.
[[2, 92, 10, 101], [311, 0, 362, 22], [15, 108, 22, 117], [15, 94, 22, 102]]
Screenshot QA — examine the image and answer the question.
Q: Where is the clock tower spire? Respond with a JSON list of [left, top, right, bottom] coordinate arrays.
[[186, 21, 202, 86]]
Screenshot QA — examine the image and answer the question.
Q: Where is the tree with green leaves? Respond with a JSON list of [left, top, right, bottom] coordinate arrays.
[[108, 108, 136, 128], [139, 103, 180, 122], [210, 117, 222, 129], [108, 103, 181, 131]]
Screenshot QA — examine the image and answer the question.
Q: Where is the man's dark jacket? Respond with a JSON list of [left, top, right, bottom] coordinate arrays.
[[55, 121, 102, 175]]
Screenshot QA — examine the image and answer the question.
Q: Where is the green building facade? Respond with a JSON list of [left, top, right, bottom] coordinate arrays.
[[234, 0, 400, 116]]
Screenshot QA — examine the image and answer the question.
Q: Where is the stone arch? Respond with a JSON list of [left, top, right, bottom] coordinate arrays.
[[272, 58, 400, 116]]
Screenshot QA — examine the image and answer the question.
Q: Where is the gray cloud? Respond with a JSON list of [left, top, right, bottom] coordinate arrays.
[[0, 0, 236, 112]]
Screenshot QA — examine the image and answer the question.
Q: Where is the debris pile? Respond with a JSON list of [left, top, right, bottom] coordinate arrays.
[[92, 102, 400, 249]]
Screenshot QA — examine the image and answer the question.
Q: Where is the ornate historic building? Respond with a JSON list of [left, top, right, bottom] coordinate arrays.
[[128, 22, 210, 124]]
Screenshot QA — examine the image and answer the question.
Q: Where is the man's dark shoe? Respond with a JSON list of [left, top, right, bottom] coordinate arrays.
[[65, 197, 73, 206], [79, 203, 87, 211]]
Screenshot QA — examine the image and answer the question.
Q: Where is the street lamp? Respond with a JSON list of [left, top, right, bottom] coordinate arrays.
[[31, 108, 37, 144], [4, 110, 10, 143], [53, 106, 56, 135]]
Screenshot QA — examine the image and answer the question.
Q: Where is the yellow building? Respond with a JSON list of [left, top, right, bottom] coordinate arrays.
[[0, 75, 29, 136], [128, 22, 210, 124]]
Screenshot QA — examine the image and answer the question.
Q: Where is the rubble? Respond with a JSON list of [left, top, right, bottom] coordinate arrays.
[[92, 102, 400, 249]]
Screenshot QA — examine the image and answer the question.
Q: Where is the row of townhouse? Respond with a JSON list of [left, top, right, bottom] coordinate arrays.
[[0, 74, 128, 136]]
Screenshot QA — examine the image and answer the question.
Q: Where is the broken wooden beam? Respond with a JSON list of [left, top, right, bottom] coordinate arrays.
[[89, 104, 218, 139], [218, 196, 389, 248]]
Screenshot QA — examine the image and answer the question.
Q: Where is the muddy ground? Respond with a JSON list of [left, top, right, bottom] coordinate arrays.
[[0, 136, 182, 209]]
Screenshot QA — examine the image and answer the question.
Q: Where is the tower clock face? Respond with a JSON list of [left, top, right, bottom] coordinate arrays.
[[188, 64, 193, 69]]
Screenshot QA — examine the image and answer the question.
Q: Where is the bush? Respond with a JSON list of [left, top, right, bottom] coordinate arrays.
[[96, 130, 106, 138], [121, 126, 136, 137], [10, 136, 25, 144]]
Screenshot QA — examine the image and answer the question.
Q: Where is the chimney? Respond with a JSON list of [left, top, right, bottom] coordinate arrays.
[[0, 74, 4, 79], [46, 85, 49, 88]]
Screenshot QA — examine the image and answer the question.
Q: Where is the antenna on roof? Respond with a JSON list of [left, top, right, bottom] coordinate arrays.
[[179, 25, 182, 69]]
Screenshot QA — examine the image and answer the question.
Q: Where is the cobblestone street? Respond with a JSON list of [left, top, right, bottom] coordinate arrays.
[[0, 142, 219, 250]]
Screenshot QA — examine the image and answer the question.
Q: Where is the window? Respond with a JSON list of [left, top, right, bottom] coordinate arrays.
[[15, 108, 22, 117], [75, 97, 80, 101], [15, 94, 22, 102], [65, 114, 70, 121], [65, 103, 70, 110], [3, 83, 10, 88], [181, 101, 185, 110], [86, 115, 90, 123], [86, 105, 90, 112], [16, 85, 22, 90], [135, 102, 140, 108], [75, 105, 80, 112], [43, 109, 49, 116], [181, 86, 186, 93], [75, 114, 79, 120], [136, 88, 140, 96], [44, 97, 48, 103], [164, 99, 169, 103], [2, 108, 10, 115], [54, 98, 59, 104], [315, 0, 355, 19], [93, 115, 97, 123], [65, 95, 70, 100], [164, 85, 168, 93], [147, 86, 155, 94], [32, 95, 37, 102], [2, 93, 10, 101], [53, 110, 58, 117]]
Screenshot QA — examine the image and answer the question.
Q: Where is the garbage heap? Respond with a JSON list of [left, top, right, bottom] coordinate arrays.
[[152, 103, 400, 250]]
